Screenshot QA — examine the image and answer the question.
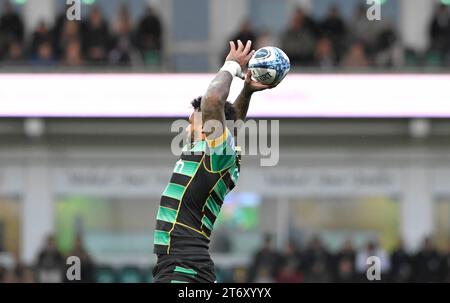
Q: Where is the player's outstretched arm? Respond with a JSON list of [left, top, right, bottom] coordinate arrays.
[[233, 70, 276, 121], [202, 40, 254, 138]]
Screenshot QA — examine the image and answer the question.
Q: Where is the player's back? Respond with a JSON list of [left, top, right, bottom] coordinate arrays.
[[153, 128, 240, 256]]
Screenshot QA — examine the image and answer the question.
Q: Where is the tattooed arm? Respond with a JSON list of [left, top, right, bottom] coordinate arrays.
[[233, 70, 276, 121], [201, 71, 233, 135], [201, 40, 254, 138]]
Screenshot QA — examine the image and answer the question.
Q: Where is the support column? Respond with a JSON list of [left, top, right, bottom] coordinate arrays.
[[276, 197, 290, 249], [23, 0, 55, 34], [400, 0, 435, 52], [21, 149, 54, 264], [401, 166, 433, 252], [210, 0, 249, 70]]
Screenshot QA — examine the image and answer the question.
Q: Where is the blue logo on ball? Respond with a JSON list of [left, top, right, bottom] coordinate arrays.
[[255, 48, 270, 59]]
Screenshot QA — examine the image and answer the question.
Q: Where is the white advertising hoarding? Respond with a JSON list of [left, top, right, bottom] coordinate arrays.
[[1, 74, 450, 118]]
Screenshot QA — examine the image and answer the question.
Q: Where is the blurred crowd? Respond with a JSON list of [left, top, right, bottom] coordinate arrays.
[[242, 234, 450, 283], [0, 234, 95, 283], [2, 1, 450, 70], [229, 3, 450, 69], [0, 1, 162, 68], [1, 233, 450, 283]]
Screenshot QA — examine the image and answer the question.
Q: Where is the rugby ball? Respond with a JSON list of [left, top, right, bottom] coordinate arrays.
[[248, 46, 290, 85]]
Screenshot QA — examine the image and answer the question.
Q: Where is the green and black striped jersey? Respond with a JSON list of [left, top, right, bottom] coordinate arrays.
[[153, 128, 240, 255]]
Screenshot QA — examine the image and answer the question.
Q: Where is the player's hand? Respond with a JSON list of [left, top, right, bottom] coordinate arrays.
[[243, 70, 277, 94], [225, 40, 255, 72]]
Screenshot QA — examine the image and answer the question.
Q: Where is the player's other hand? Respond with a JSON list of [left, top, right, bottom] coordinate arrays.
[[225, 40, 255, 72], [243, 70, 277, 94]]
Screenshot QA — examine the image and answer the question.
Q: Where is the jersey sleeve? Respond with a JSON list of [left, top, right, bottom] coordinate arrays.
[[205, 128, 236, 173]]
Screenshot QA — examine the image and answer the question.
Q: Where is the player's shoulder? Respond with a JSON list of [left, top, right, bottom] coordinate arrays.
[[205, 127, 234, 149], [205, 128, 237, 173], [207, 128, 237, 154]]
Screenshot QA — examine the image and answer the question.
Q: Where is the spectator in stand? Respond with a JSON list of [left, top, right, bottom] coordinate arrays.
[[441, 239, 450, 282], [389, 238, 413, 283], [314, 37, 336, 68], [230, 19, 257, 46], [375, 21, 397, 54], [413, 237, 441, 282], [53, 9, 69, 57], [109, 5, 139, 66], [53, 8, 86, 60], [247, 234, 280, 282], [2, 268, 18, 283], [351, 4, 379, 59], [284, 240, 303, 271], [84, 6, 111, 64], [56, 20, 83, 63], [320, 5, 347, 62], [62, 39, 83, 67], [210, 226, 232, 253], [302, 236, 332, 283], [35, 235, 65, 283], [0, 265, 5, 282], [333, 239, 356, 283], [340, 41, 370, 68], [0, 254, 36, 283], [275, 263, 303, 283], [30, 42, 56, 67], [2, 40, 23, 67], [30, 21, 53, 58], [253, 267, 275, 283], [14, 260, 34, 283], [297, 7, 319, 36], [20, 266, 36, 283], [429, 3, 450, 56], [136, 6, 163, 66], [275, 240, 303, 283], [0, 244, 14, 271], [232, 266, 248, 283], [223, 19, 257, 61], [254, 29, 277, 50], [374, 21, 402, 67], [66, 234, 95, 283], [0, 0, 24, 58], [281, 8, 317, 67], [2, 2, 450, 71]]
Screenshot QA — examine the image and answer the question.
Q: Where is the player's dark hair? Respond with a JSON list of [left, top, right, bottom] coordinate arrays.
[[191, 96, 237, 121]]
